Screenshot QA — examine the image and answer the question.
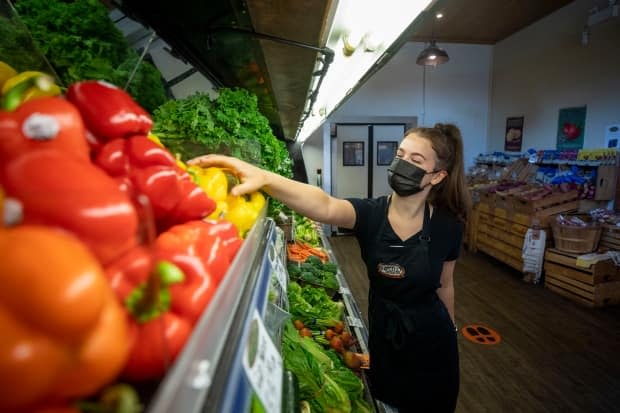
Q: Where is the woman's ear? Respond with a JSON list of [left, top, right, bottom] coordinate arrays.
[[430, 170, 448, 186]]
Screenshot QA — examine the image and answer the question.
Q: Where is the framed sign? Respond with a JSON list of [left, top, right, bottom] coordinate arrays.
[[377, 141, 398, 165], [557, 106, 586, 150], [343, 141, 364, 166], [504, 116, 524, 152]]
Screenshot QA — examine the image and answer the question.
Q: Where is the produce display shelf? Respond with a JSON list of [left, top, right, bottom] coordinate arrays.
[[146, 212, 273, 413], [207, 219, 281, 413]]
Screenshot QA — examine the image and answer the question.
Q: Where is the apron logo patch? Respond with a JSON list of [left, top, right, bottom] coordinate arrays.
[[377, 263, 405, 279]]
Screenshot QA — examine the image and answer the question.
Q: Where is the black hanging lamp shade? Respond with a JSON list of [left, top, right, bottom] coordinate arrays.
[[416, 40, 449, 66]]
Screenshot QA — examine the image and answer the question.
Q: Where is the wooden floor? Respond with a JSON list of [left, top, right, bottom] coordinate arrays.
[[328, 235, 620, 413]]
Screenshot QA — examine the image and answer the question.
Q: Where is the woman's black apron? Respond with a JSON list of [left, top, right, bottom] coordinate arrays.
[[366, 201, 459, 412]]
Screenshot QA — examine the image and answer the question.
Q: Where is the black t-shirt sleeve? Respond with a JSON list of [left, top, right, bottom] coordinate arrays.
[[446, 221, 464, 261], [347, 198, 372, 236], [346, 197, 384, 252]]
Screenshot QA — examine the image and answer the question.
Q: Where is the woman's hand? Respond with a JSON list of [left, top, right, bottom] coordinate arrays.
[[188, 154, 268, 196]]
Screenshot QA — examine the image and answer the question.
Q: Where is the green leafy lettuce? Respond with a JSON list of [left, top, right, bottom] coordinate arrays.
[[13, 0, 167, 112]]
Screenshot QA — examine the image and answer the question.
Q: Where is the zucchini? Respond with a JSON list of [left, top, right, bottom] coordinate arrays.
[[281, 369, 301, 413]]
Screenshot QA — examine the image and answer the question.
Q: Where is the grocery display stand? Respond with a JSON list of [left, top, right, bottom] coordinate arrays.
[[123, 212, 390, 412], [147, 214, 281, 413]]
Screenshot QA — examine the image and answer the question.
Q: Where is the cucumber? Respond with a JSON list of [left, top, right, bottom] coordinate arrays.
[[281, 369, 301, 413]]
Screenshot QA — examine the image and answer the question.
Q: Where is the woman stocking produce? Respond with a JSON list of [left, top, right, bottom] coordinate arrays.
[[190, 124, 470, 412]]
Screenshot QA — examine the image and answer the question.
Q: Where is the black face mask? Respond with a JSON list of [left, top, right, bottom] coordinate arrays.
[[387, 157, 435, 197]]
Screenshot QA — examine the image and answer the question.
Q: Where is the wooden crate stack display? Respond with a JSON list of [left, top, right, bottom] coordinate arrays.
[[544, 248, 620, 307], [472, 191, 579, 271], [513, 190, 580, 218], [499, 158, 538, 182], [600, 224, 620, 251], [475, 207, 530, 272]]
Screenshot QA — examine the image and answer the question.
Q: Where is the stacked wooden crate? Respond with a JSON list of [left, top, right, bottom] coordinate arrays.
[[544, 248, 620, 307], [476, 205, 531, 272], [600, 224, 620, 251], [473, 189, 579, 272]]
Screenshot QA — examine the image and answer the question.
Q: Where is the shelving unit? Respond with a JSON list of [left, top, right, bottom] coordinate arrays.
[[146, 216, 282, 413], [143, 213, 390, 412]]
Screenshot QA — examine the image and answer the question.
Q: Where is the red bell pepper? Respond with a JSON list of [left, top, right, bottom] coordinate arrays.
[[0, 97, 90, 168], [103, 219, 241, 380], [95, 136, 216, 232], [2, 150, 138, 265], [66, 80, 153, 142], [105, 247, 192, 381], [153, 220, 241, 324]]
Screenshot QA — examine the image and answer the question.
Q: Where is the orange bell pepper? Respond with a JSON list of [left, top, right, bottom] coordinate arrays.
[[0, 225, 131, 413]]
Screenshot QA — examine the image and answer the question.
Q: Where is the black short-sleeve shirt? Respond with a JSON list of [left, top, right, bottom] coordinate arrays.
[[347, 196, 463, 284]]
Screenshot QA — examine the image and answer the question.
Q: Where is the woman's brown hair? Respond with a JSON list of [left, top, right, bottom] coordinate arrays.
[[405, 123, 471, 223]]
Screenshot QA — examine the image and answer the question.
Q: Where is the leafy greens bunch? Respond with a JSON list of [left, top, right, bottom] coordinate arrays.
[[282, 321, 372, 413], [13, 0, 167, 112], [152, 88, 293, 179]]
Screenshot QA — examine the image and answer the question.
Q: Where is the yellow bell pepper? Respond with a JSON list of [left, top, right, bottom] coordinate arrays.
[[249, 191, 266, 213], [188, 166, 229, 202], [226, 195, 259, 237], [208, 200, 229, 220], [0, 61, 17, 90], [185, 165, 265, 236], [1, 70, 61, 111]]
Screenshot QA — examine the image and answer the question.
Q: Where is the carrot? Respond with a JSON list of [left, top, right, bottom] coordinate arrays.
[[287, 241, 330, 263]]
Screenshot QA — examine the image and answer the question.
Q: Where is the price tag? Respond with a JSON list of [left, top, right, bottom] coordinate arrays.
[[242, 310, 283, 413], [339, 287, 351, 295], [346, 315, 364, 328], [273, 261, 288, 291]]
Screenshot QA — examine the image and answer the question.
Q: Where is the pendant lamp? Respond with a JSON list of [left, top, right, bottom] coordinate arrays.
[[416, 40, 449, 66], [416, 12, 449, 67]]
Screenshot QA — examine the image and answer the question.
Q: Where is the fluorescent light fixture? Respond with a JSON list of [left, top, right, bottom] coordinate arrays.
[[296, 0, 432, 142]]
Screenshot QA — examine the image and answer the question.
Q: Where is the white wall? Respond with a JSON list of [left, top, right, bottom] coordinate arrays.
[[303, 134, 324, 188], [489, 0, 620, 151], [303, 41, 493, 180]]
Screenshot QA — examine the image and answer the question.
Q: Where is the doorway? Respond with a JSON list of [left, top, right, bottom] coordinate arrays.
[[331, 123, 405, 200]]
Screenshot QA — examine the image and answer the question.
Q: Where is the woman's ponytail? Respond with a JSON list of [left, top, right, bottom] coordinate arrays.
[[407, 123, 471, 223]]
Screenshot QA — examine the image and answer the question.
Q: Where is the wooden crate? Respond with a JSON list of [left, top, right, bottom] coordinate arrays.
[[478, 192, 496, 210], [544, 248, 620, 307], [477, 239, 523, 272], [513, 190, 579, 215], [600, 224, 620, 251], [595, 165, 618, 201]]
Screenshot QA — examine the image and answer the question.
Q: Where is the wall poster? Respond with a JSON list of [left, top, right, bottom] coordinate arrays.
[[343, 141, 364, 166], [504, 116, 524, 152], [557, 106, 587, 150], [377, 141, 398, 165]]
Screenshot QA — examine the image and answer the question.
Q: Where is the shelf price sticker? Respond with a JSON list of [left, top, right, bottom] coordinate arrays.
[[242, 309, 283, 413], [273, 260, 288, 291], [346, 315, 364, 328], [339, 286, 351, 296]]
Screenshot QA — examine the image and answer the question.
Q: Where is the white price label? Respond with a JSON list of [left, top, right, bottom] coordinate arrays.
[[242, 310, 283, 413], [339, 287, 351, 295], [347, 316, 364, 328], [273, 261, 288, 291]]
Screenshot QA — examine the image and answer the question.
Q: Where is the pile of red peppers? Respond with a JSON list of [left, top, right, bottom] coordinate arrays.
[[0, 80, 244, 411]]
